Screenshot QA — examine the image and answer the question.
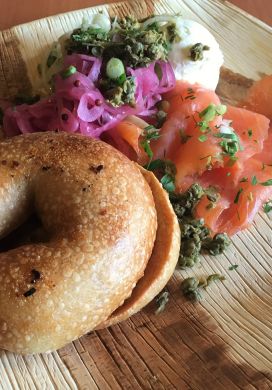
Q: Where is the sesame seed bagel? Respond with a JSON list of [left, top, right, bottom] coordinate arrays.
[[0, 132, 157, 354], [97, 167, 180, 328]]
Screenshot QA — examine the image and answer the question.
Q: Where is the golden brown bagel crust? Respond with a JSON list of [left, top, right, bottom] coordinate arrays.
[[97, 167, 180, 328], [0, 132, 157, 354]]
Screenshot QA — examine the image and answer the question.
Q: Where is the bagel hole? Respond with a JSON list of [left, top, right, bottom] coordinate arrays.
[[0, 214, 50, 252]]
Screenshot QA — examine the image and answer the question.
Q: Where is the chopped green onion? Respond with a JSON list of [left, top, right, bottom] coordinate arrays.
[[61, 65, 77, 79], [199, 104, 216, 122], [197, 121, 209, 132], [199, 104, 227, 122], [141, 141, 153, 159], [106, 58, 125, 80], [215, 105, 227, 116], [161, 174, 175, 192], [145, 159, 165, 171], [198, 135, 207, 142], [260, 179, 272, 186], [214, 132, 238, 140]]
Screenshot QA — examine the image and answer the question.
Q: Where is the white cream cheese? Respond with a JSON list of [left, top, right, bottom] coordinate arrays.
[[169, 19, 224, 90]]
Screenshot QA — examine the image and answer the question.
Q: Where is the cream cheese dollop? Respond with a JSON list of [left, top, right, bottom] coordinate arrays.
[[168, 19, 224, 90]]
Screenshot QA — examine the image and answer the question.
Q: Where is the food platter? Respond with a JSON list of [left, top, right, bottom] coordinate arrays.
[[0, 0, 272, 388]]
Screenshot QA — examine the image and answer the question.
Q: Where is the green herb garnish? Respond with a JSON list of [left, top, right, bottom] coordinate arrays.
[[205, 273, 226, 285], [220, 139, 239, 157], [161, 173, 175, 192], [251, 175, 258, 185], [248, 129, 253, 138], [234, 188, 243, 204], [263, 200, 272, 213], [146, 158, 176, 192], [106, 57, 125, 80], [260, 179, 272, 186], [141, 126, 158, 159], [198, 135, 207, 142], [155, 291, 169, 314], [199, 104, 227, 122], [141, 125, 160, 162], [229, 264, 239, 271]]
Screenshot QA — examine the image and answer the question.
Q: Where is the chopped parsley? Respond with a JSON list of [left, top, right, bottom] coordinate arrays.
[[263, 200, 272, 214], [155, 291, 169, 314], [141, 125, 160, 162], [196, 104, 227, 141], [260, 179, 272, 186], [251, 175, 258, 185], [228, 264, 239, 271], [248, 129, 253, 138], [198, 135, 207, 142], [145, 158, 176, 192]]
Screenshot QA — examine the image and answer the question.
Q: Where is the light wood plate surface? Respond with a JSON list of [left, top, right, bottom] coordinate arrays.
[[0, 0, 272, 388]]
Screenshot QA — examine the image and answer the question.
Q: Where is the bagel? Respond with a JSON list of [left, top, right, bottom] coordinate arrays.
[[97, 167, 180, 328], [0, 132, 160, 354]]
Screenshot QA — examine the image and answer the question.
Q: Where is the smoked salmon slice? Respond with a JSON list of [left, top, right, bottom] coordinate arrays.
[[109, 77, 272, 236]]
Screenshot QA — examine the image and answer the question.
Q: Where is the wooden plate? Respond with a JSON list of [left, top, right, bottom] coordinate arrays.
[[0, 0, 272, 388]]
